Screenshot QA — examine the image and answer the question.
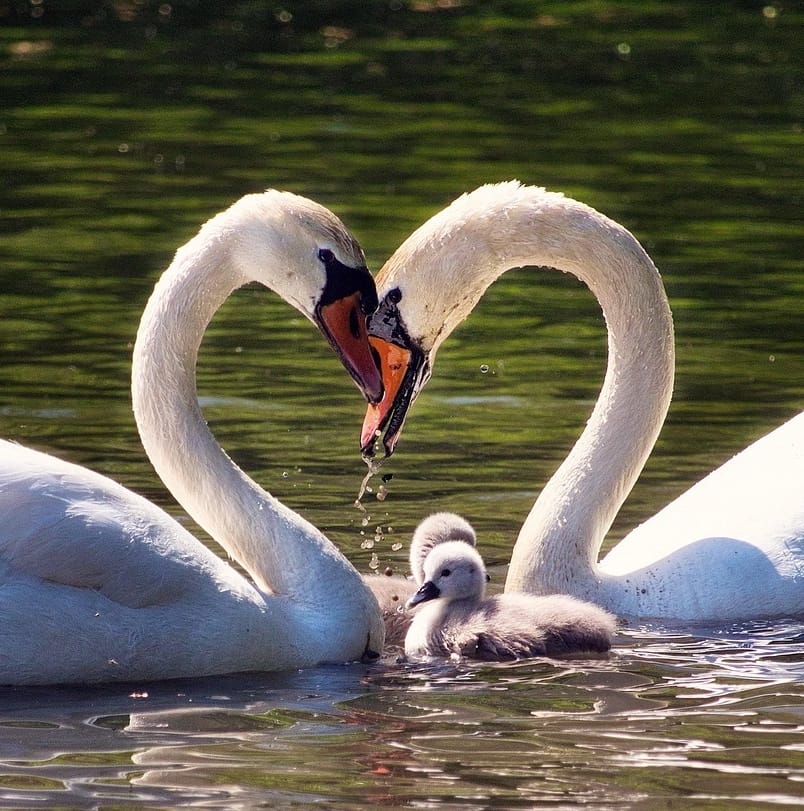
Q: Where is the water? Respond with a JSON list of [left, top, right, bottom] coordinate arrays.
[[1, 2, 803, 807], [2, 629, 804, 808]]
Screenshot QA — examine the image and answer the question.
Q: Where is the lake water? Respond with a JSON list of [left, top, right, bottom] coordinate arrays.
[[1, 2, 803, 807]]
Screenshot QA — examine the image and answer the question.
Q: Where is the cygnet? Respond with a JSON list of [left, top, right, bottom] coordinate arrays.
[[365, 512, 477, 649], [405, 541, 616, 660]]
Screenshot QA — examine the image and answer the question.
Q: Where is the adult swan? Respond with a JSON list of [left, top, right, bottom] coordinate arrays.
[[361, 181, 804, 624], [0, 190, 386, 685]]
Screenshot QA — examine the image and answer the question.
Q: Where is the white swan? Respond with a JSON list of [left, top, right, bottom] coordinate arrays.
[[361, 181, 804, 624], [365, 511, 477, 648], [0, 190, 386, 686], [405, 540, 615, 660]]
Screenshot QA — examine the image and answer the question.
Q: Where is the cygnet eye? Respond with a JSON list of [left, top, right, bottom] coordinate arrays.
[[440, 568, 451, 577], [318, 248, 335, 264]]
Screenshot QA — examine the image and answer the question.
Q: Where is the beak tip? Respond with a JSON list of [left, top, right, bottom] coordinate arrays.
[[360, 428, 397, 460]]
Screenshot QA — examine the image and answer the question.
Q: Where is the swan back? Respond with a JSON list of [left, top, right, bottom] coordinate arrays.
[[364, 181, 803, 623], [0, 440, 243, 609]]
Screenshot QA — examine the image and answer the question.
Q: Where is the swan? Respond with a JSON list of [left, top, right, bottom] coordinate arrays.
[[365, 511, 476, 648], [360, 181, 804, 624], [405, 539, 615, 660], [0, 190, 387, 686]]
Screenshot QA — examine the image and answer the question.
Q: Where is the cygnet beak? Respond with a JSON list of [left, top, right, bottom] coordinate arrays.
[[407, 579, 440, 609]]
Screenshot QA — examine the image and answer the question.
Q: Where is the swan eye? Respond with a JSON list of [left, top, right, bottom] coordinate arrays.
[[387, 287, 402, 304], [440, 568, 451, 577], [318, 248, 335, 265]]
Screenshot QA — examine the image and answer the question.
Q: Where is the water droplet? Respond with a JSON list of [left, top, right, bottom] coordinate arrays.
[[479, 364, 489, 374], [391, 542, 402, 552], [369, 553, 380, 570]]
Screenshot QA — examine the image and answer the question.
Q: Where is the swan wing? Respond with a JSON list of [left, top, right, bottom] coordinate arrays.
[[0, 440, 243, 609], [600, 412, 804, 615]]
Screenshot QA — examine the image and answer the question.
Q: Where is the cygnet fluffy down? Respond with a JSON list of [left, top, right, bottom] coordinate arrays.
[[405, 541, 616, 660], [364, 512, 477, 649]]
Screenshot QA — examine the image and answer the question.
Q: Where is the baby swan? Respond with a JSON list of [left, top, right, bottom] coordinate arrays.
[[409, 512, 477, 584], [365, 512, 477, 649], [405, 541, 616, 661]]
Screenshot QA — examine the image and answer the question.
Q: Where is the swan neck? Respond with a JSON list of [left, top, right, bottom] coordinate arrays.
[[131, 238, 342, 599], [497, 195, 675, 597], [384, 185, 674, 599]]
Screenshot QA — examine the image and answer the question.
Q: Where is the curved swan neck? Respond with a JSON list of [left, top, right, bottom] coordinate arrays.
[[132, 225, 349, 601], [382, 183, 674, 596], [503, 193, 674, 596]]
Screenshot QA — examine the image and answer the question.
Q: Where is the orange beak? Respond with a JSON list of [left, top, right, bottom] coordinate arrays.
[[317, 292, 384, 405], [361, 333, 431, 458], [361, 337, 411, 452]]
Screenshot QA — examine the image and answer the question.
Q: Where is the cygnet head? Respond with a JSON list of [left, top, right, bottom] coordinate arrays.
[[409, 512, 477, 585], [407, 541, 488, 608]]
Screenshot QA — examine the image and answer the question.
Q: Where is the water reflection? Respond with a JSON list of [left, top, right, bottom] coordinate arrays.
[[1, 625, 803, 807]]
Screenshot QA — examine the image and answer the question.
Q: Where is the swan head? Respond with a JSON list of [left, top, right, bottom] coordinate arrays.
[[407, 540, 489, 608], [224, 190, 384, 404], [313, 246, 384, 405], [359, 183, 529, 455]]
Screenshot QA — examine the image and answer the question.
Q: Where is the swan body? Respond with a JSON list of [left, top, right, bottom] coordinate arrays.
[[361, 181, 804, 624], [405, 540, 615, 660], [365, 511, 476, 648], [0, 190, 386, 685]]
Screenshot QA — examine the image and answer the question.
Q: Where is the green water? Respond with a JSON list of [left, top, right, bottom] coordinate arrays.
[[1, 2, 803, 807]]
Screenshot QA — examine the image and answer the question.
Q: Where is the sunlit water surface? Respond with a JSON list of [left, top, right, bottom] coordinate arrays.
[[1, 2, 803, 808], [2, 626, 804, 808]]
